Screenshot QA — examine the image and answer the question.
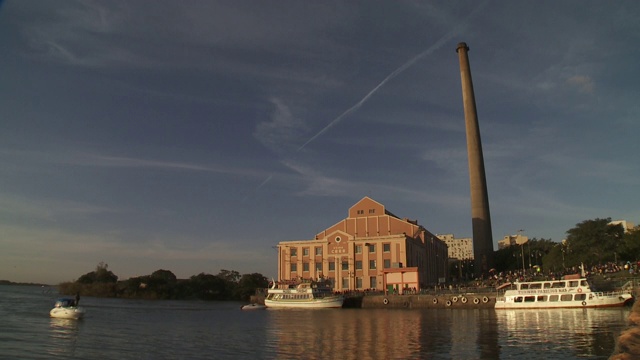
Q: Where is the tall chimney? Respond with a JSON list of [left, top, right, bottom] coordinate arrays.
[[456, 42, 494, 277]]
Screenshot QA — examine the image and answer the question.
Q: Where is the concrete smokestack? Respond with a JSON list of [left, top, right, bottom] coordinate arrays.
[[456, 42, 494, 276]]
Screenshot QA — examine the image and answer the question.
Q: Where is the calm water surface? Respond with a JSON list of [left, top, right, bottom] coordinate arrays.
[[0, 285, 630, 359]]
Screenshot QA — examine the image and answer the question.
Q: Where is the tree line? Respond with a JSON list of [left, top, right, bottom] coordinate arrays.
[[493, 217, 640, 274], [58, 262, 269, 301]]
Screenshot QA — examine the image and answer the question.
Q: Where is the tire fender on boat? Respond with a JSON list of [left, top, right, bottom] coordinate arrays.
[[452, 296, 458, 303], [473, 298, 480, 304], [582, 301, 587, 306], [446, 300, 452, 307], [461, 297, 468, 304], [432, 297, 438, 304], [383, 298, 389, 305], [482, 296, 489, 303]]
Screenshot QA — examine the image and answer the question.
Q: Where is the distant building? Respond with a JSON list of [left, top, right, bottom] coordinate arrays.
[[276, 197, 448, 293], [437, 234, 474, 261], [498, 233, 529, 249], [609, 220, 635, 233]]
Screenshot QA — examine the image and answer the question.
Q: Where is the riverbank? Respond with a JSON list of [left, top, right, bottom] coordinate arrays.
[[610, 289, 640, 359]]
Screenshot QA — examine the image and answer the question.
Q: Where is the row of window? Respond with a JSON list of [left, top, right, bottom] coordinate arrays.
[[519, 280, 588, 290], [513, 293, 588, 303], [290, 259, 393, 272], [289, 243, 392, 257], [343, 276, 377, 289], [356, 209, 376, 215]]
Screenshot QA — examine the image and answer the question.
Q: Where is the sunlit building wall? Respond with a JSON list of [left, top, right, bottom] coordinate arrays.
[[276, 197, 448, 291]]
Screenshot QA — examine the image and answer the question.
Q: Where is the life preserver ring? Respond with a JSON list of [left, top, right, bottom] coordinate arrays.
[[383, 298, 389, 305], [582, 301, 587, 306], [473, 298, 480, 304], [446, 300, 452, 307], [482, 296, 489, 303], [461, 297, 468, 304], [577, 288, 582, 293], [432, 297, 438, 304], [452, 296, 458, 303]]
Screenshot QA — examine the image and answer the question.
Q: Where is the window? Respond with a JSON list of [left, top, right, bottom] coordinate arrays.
[[355, 245, 362, 254], [575, 294, 586, 301], [369, 260, 377, 270], [537, 295, 547, 302], [356, 277, 363, 289], [514, 296, 523, 303], [335, 236, 342, 243], [549, 295, 559, 302], [368, 244, 375, 253], [355, 260, 362, 270], [303, 263, 309, 272], [303, 248, 310, 256], [524, 296, 535, 302], [561, 294, 572, 301], [315, 263, 322, 272], [341, 277, 349, 289], [369, 276, 377, 289], [342, 261, 349, 271], [291, 264, 297, 272], [315, 247, 322, 256], [329, 262, 335, 271], [290, 248, 297, 257], [369, 209, 375, 214], [357, 210, 364, 215], [568, 281, 579, 288], [384, 259, 391, 268], [529, 283, 542, 289], [383, 243, 391, 252]]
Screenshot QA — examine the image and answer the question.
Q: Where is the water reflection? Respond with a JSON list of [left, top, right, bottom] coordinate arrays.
[[497, 308, 629, 358], [266, 308, 500, 359], [48, 318, 80, 357]]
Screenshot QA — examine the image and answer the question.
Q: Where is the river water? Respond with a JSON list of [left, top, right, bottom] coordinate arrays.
[[0, 285, 630, 359]]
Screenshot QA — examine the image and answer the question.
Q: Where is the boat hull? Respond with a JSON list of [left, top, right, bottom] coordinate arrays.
[[50, 307, 85, 319], [264, 297, 344, 309]]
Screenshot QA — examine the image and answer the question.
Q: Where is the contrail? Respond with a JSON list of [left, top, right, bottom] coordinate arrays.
[[297, 1, 488, 151]]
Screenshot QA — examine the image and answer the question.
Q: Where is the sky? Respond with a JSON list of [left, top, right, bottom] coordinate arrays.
[[1, 1, 639, 285]]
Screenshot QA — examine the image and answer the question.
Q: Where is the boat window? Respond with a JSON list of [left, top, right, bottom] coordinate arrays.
[[568, 281, 579, 288], [529, 283, 542, 289], [537, 295, 547, 302], [552, 282, 566, 288], [574, 294, 586, 301], [549, 295, 559, 302], [561, 294, 572, 301], [520, 284, 528, 290], [524, 296, 536, 302], [514, 297, 523, 303], [543, 283, 552, 289], [581, 280, 588, 287]]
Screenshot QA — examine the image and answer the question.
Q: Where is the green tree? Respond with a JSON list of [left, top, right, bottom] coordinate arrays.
[[619, 227, 640, 261], [565, 218, 624, 267], [235, 273, 269, 300], [77, 262, 118, 284]]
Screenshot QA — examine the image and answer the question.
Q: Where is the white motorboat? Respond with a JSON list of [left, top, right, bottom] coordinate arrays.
[[265, 280, 344, 309], [50, 298, 86, 319], [240, 303, 266, 310], [495, 275, 633, 309]]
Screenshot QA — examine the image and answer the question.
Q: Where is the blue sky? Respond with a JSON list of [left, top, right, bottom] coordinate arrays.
[[1, 1, 639, 284]]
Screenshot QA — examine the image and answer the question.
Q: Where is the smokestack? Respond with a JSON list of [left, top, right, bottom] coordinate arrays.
[[456, 42, 494, 276]]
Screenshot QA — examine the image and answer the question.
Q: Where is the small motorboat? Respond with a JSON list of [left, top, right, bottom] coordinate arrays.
[[240, 303, 266, 310], [50, 298, 86, 319]]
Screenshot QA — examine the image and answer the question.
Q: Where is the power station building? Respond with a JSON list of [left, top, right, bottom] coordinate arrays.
[[276, 197, 448, 293]]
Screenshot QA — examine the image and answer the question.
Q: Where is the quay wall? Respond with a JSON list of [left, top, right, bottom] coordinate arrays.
[[357, 294, 495, 309]]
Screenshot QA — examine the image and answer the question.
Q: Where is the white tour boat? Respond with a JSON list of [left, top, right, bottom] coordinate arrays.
[[265, 280, 344, 309], [495, 275, 633, 309], [50, 298, 86, 319]]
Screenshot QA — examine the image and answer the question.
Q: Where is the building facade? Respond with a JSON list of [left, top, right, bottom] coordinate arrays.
[[437, 234, 474, 261], [498, 234, 529, 249], [276, 197, 449, 292]]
